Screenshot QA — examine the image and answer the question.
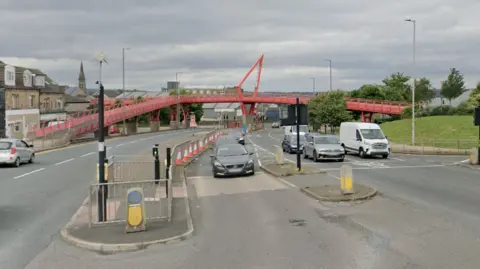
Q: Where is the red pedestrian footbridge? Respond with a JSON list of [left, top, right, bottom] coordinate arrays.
[[31, 55, 410, 138]]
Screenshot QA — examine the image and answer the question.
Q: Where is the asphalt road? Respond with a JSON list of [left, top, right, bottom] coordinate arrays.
[[0, 129, 197, 269], [19, 127, 480, 268]]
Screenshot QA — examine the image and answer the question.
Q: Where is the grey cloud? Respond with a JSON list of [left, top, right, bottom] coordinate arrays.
[[1, 0, 480, 92]]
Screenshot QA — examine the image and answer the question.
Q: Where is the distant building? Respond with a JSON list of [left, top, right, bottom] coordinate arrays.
[[64, 62, 91, 113]]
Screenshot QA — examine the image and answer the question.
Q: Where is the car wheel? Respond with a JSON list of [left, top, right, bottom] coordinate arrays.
[[28, 154, 35, 163], [338, 158, 344, 162], [313, 151, 318, 162], [359, 148, 366, 158], [14, 158, 21, 167], [382, 154, 389, 159]]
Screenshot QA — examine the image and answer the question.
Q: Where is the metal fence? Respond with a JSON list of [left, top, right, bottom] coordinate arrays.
[[88, 179, 169, 226], [391, 139, 477, 155], [112, 160, 165, 181]]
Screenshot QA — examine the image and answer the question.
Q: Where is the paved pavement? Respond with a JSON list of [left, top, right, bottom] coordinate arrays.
[[14, 127, 480, 268], [0, 128, 198, 269]]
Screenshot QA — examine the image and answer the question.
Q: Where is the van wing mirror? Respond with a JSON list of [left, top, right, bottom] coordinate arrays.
[[356, 137, 362, 141]]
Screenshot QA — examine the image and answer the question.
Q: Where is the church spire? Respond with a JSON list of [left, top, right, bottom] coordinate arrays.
[[78, 61, 86, 92]]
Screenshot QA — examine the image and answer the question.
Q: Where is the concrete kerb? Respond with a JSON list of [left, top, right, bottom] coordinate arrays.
[[60, 131, 217, 253], [300, 185, 377, 202]]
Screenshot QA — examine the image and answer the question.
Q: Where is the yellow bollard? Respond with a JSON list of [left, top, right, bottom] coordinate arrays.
[[275, 146, 284, 165], [125, 187, 146, 233], [340, 165, 354, 194]]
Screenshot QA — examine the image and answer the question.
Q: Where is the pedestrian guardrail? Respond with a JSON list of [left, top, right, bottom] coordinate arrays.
[[88, 179, 168, 227]]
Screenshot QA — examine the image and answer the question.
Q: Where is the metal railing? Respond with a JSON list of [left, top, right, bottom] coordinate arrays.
[[390, 139, 476, 155], [112, 160, 165, 181], [88, 179, 168, 227]]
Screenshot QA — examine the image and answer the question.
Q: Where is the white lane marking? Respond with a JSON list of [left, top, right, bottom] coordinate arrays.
[[320, 163, 449, 171], [55, 158, 75, 165], [14, 168, 45, 179], [268, 132, 281, 141], [389, 157, 405, 161], [129, 140, 137, 144], [116, 144, 125, 148], [276, 177, 298, 188], [81, 152, 95, 157], [107, 147, 112, 150]]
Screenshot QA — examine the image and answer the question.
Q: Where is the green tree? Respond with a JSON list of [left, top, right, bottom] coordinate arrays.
[[308, 91, 352, 132], [168, 89, 204, 122], [467, 82, 480, 107], [441, 68, 465, 105], [414, 77, 436, 105], [382, 72, 411, 101]]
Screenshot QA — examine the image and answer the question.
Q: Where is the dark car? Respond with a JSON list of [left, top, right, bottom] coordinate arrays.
[[228, 130, 245, 145], [210, 143, 255, 178], [281, 134, 306, 154]]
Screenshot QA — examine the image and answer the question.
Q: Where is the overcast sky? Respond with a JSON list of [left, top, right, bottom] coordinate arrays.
[[1, 0, 479, 92]]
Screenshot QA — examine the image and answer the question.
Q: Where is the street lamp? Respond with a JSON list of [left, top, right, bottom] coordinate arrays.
[[324, 59, 332, 91], [175, 72, 181, 129], [122, 47, 130, 135], [309, 78, 316, 93], [95, 51, 108, 222], [405, 18, 416, 145]]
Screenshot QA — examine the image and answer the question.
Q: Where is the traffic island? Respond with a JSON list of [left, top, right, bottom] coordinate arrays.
[[261, 160, 326, 177], [301, 183, 377, 202], [61, 196, 192, 253]]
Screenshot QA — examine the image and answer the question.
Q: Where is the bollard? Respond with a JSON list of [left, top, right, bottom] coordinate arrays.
[[275, 146, 284, 165], [340, 165, 354, 194], [125, 187, 146, 233], [153, 144, 160, 185], [166, 147, 171, 197]]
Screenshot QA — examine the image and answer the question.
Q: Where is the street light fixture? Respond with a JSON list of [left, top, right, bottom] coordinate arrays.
[[324, 59, 332, 91], [122, 47, 131, 135], [405, 18, 416, 145], [309, 78, 316, 93]]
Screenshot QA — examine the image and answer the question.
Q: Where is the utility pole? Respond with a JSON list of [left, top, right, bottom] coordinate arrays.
[[325, 59, 332, 91], [95, 52, 108, 222], [122, 47, 130, 135], [175, 72, 181, 129], [405, 18, 416, 145], [310, 78, 316, 93], [296, 97, 301, 172]]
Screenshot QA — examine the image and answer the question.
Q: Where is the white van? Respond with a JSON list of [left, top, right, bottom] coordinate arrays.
[[284, 125, 308, 136], [339, 122, 390, 158]]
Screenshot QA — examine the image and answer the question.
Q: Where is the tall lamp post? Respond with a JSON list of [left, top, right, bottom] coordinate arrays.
[[175, 72, 181, 129], [122, 47, 130, 135], [325, 59, 332, 91], [310, 78, 316, 93], [95, 52, 108, 222], [405, 18, 416, 145]]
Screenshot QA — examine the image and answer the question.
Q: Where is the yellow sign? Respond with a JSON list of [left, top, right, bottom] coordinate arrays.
[[125, 187, 146, 233]]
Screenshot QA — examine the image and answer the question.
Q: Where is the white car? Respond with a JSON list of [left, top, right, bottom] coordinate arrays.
[[0, 138, 35, 167], [339, 122, 390, 158]]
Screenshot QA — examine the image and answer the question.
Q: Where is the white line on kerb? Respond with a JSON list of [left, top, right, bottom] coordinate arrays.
[[55, 158, 75, 165], [116, 144, 125, 148], [14, 168, 45, 179], [80, 152, 95, 157]]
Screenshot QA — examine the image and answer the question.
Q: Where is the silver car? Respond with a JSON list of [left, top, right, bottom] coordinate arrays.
[[303, 135, 345, 162], [0, 138, 35, 167]]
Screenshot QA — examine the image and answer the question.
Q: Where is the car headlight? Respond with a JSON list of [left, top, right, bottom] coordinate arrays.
[[214, 161, 223, 167], [246, 160, 254, 166]]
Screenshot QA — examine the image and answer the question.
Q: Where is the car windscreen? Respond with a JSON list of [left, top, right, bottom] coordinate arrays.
[[217, 145, 248, 156], [290, 136, 306, 143], [360, 129, 385, 139], [0, 142, 12, 150], [314, 136, 339, 144]]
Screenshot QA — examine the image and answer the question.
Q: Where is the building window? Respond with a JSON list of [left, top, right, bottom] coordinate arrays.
[[29, 95, 35, 108], [56, 99, 63, 109], [6, 71, 14, 81], [12, 94, 19, 109], [14, 123, 20, 132]]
